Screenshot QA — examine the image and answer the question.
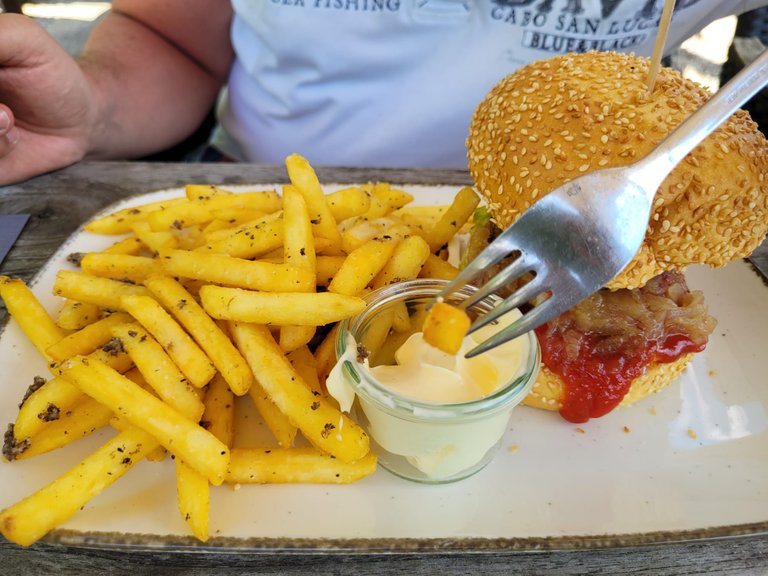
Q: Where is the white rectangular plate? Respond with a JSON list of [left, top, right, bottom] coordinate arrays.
[[1, 185, 767, 550]]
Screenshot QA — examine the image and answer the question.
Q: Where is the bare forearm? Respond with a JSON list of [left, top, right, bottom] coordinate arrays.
[[81, 1, 233, 159]]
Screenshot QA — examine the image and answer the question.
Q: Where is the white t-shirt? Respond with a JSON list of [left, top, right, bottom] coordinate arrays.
[[212, 0, 765, 169]]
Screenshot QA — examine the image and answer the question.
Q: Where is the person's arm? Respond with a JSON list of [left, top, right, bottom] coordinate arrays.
[[0, 0, 234, 185], [83, 0, 234, 159]]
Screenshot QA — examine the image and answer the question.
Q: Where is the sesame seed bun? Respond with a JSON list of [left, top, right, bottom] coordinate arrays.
[[467, 51, 768, 290], [522, 353, 693, 413]]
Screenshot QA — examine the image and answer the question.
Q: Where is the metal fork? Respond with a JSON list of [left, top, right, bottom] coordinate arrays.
[[440, 48, 768, 358]]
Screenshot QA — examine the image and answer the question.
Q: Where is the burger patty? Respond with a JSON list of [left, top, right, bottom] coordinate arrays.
[[534, 270, 717, 423]]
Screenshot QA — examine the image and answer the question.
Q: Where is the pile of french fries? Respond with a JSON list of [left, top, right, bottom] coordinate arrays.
[[0, 154, 480, 546]]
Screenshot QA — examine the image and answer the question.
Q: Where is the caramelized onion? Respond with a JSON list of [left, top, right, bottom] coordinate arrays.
[[535, 270, 717, 422]]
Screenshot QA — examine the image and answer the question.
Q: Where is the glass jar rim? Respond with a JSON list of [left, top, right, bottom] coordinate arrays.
[[335, 279, 540, 421]]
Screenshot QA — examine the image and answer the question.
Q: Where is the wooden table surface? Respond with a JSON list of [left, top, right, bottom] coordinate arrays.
[[1, 161, 767, 575]]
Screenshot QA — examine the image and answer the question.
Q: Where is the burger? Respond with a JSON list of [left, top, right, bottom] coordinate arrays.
[[466, 51, 768, 423]]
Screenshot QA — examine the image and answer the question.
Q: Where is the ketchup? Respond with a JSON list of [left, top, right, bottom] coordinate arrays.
[[532, 271, 714, 423], [536, 326, 705, 423]]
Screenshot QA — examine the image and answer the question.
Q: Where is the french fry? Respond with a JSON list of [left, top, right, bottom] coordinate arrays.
[[200, 286, 366, 326], [111, 323, 206, 422], [159, 249, 313, 293], [175, 459, 209, 542], [14, 396, 113, 460], [143, 275, 254, 396], [314, 255, 345, 287], [0, 276, 66, 361], [280, 185, 317, 351], [328, 235, 399, 296], [84, 197, 188, 235], [0, 426, 160, 546], [360, 182, 414, 221], [422, 301, 471, 355], [80, 252, 162, 284], [226, 447, 377, 484], [314, 324, 340, 386], [102, 236, 144, 255], [325, 186, 371, 222], [121, 294, 215, 389], [200, 217, 284, 259], [148, 190, 280, 231], [372, 234, 431, 289], [109, 368, 168, 462], [59, 356, 229, 485], [12, 375, 83, 441], [52, 270, 152, 310], [131, 221, 178, 254], [390, 204, 447, 232], [47, 311, 132, 362], [424, 186, 480, 253], [201, 373, 235, 447], [340, 217, 398, 254], [185, 183, 232, 201], [282, 185, 316, 275], [56, 299, 102, 330], [285, 153, 342, 253], [287, 345, 324, 397], [229, 323, 369, 462], [247, 383, 298, 448], [419, 253, 460, 280]]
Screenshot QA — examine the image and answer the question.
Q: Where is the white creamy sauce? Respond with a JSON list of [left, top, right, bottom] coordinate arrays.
[[327, 308, 530, 480]]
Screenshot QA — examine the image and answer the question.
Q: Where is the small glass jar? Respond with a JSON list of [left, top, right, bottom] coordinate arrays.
[[333, 279, 540, 484]]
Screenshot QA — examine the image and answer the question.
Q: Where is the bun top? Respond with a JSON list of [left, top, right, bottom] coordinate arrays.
[[467, 51, 768, 290]]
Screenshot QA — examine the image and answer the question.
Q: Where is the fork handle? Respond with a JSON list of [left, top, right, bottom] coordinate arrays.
[[635, 48, 768, 194]]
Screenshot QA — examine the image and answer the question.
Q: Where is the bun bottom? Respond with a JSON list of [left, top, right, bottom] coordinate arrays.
[[522, 354, 694, 413]]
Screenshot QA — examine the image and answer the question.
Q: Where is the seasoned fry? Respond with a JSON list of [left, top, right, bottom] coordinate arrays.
[[315, 255, 346, 287], [131, 221, 179, 254], [80, 252, 162, 283], [424, 186, 480, 253], [361, 182, 414, 221], [0, 426, 160, 546], [59, 356, 229, 485], [229, 323, 369, 462], [247, 383, 298, 448], [226, 447, 377, 484], [120, 295, 215, 388], [159, 249, 313, 293], [56, 299, 101, 330], [200, 285, 366, 326], [102, 236, 144, 255], [184, 183, 232, 201], [200, 217, 284, 259], [12, 375, 83, 441], [47, 311, 132, 362], [325, 186, 371, 222], [143, 275, 254, 396], [372, 234, 431, 288], [148, 190, 280, 231], [313, 324, 340, 386], [111, 323, 206, 422], [419, 253, 460, 280], [287, 345, 324, 397], [175, 459, 210, 542], [53, 270, 151, 310], [201, 373, 235, 447], [280, 185, 317, 351], [285, 153, 342, 253], [422, 301, 471, 355], [0, 276, 65, 361], [84, 197, 188, 235], [328, 235, 399, 296], [390, 204, 447, 232], [14, 396, 113, 460]]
